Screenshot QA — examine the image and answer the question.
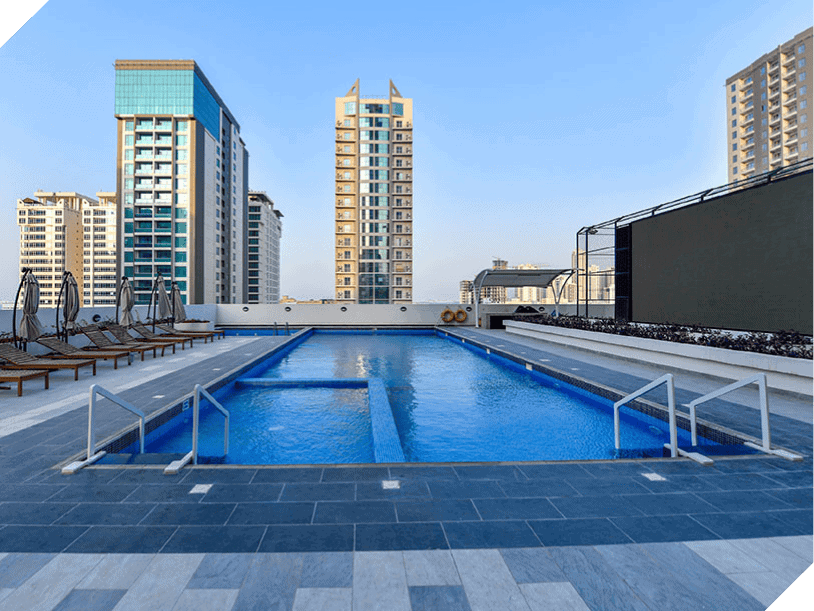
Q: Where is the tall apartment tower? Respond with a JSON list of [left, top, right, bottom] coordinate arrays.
[[114, 60, 249, 305], [16, 191, 118, 307], [335, 80, 413, 304], [726, 28, 812, 182], [247, 191, 283, 304]]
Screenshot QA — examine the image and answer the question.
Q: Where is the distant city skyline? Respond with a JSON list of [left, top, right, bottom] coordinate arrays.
[[1, 0, 811, 302]]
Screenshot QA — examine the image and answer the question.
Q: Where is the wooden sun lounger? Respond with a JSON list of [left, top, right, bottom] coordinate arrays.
[[126, 323, 193, 349], [80, 325, 164, 360], [0, 344, 96, 381], [0, 368, 49, 396], [37, 337, 132, 370], [155, 323, 224, 342]]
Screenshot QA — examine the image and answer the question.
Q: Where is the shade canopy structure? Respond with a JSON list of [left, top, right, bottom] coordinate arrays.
[[171, 282, 186, 324], [56, 272, 80, 342], [117, 277, 135, 327], [15, 269, 43, 347], [472, 268, 574, 328]]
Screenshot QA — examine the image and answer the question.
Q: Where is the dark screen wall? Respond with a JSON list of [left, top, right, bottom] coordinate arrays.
[[630, 171, 812, 334]]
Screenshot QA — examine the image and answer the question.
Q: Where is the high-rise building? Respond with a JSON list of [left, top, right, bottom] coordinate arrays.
[[335, 80, 413, 304], [247, 191, 283, 304], [17, 191, 117, 307], [726, 28, 812, 182], [114, 60, 248, 305]]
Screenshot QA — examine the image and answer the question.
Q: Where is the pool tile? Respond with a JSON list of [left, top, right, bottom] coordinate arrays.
[[313, 501, 396, 524], [454, 465, 527, 481], [547, 546, 650, 611], [186, 553, 254, 589], [409, 585, 472, 611], [161, 526, 266, 553], [519, 582, 589, 611], [443, 520, 541, 549], [356, 522, 448, 551], [567, 477, 650, 496], [403, 550, 462, 586], [499, 548, 567, 583], [473, 498, 561, 520], [763, 470, 813, 488], [76, 554, 155, 589], [356, 481, 430, 500], [529, 518, 633, 546], [388, 466, 458, 480], [691, 511, 805, 539], [0, 553, 56, 587], [140, 503, 236, 525], [122, 484, 203, 503], [518, 463, 593, 480], [499, 480, 580, 498], [451, 549, 529, 611], [0, 525, 88, 552], [201, 483, 283, 503], [765, 488, 814, 509], [638, 542, 766, 611], [228, 502, 314, 525], [48, 484, 138, 503], [0, 484, 66, 502], [580, 461, 654, 478], [711, 459, 785, 474], [0, 502, 77, 525], [260, 524, 354, 552], [549, 495, 642, 518], [698, 473, 785, 491], [772, 509, 813, 533], [55, 503, 156, 526], [353, 551, 411, 611], [321, 467, 389, 482], [180, 468, 258, 484], [427, 481, 505, 499], [300, 551, 353, 588], [292, 587, 352, 611], [620, 493, 718, 515], [637, 474, 723, 493], [695, 490, 797, 512], [252, 468, 324, 483], [50, 588, 126, 611], [610, 515, 720, 543], [395, 500, 480, 522], [646, 460, 715, 475], [280, 483, 355, 502], [106, 469, 186, 485], [64, 526, 176, 553]]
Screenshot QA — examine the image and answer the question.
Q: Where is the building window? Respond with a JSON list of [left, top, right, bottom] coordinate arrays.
[[733, 167, 738, 175], [802, 114, 808, 123], [731, 108, 736, 116], [799, 44, 806, 54], [731, 131, 736, 139], [801, 85, 808, 96], [802, 142, 809, 151], [801, 100, 808, 109], [732, 155, 737, 163], [799, 58, 806, 68], [732, 143, 737, 151], [800, 72, 807, 81], [730, 83, 736, 92], [343, 119, 351, 127], [730, 95, 736, 104]]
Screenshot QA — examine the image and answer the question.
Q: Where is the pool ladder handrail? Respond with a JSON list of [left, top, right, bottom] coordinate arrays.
[[687, 373, 802, 461], [614, 374, 678, 458], [165, 384, 229, 474], [62, 384, 145, 474]]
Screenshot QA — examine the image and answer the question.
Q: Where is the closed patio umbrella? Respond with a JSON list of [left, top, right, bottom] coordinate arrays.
[[17, 270, 43, 346], [171, 282, 186, 323], [156, 274, 171, 321], [62, 272, 79, 341], [118, 277, 135, 327]]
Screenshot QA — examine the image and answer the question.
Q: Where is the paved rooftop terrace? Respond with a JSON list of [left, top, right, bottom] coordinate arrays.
[[0, 329, 810, 610]]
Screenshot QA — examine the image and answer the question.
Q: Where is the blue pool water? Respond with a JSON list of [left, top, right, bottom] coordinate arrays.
[[133, 331, 724, 464]]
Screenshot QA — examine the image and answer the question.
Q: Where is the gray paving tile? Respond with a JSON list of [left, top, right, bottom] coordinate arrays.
[[171, 588, 240, 611], [529, 518, 633, 547], [770, 535, 814, 562], [517, 464, 593, 480], [683, 539, 768, 574], [260, 525, 354, 553], [356, 523, 448, 552], [51, 588, 126, 611], [473, 498, 561, 520], [726, 569, 798, 607], [518, 582, 589, 611], [620, 492, 719, 515], [232, 553, 303, 611], [548, 546, 651, 611], [695, 490, 797, 512], [0, 553, 103, 611], [766, 487, 814, 509], [0, 484, 66, 502], [300, 552, 353, 588], [251, 468, 324, 483], [180, 469, 258, 484], [403, 550, 461, 586], [353, 551, 410, 611], [48, 484, 138, 503], [228, 502, 314, 525], [395, 500, 479, 522], [161, 526, 266, 553], [0, 503, 77, 525], [0, 525, 89, 553], [76, 554, 155, 589], [0, 553, 56, 588], [186, 553, 253, 589], [293, 587, 351, 611], [388, 466, 458, 480], [120, 484, 203, 503], [65, 526, 176, 553], [113, 554, 204, 611], [280, 483, 355, 502], [444, 521, 540, 549], [692, 511, 805, 539], [727, 537, 813, 579], [549, 495, 642, 518], [498, 480, 580, 498], [639, 542, 766, 611], [322, 467, 389, 482], [427, 481, 505, 499], [452, 549, 530, 611], [454, 465, 527, 481], [355, 481, 430, 500], [409, 585, 472, 610], [500, 548, 567, 583], [567, 477, 651, 496], [313, 501, 396, 524], [55, 503, 156, 526], [140, 503, 236, 525], [611, 515, 720, 543]]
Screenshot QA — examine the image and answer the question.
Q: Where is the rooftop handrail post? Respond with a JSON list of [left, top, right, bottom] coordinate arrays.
[[614, 373, 677, 458], [285, 322, 290, 336], [88, 384, 145, 459], [88, 383, 97, 459], [192, 384, 200, 465], [274, 322, 278, 336]]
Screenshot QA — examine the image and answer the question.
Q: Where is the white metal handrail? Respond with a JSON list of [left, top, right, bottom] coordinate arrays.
[[165, 384, 229, 474], [63, 384, 145, 474], [614, 374, 678, 458]]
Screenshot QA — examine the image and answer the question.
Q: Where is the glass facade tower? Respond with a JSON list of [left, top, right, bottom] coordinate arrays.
[[114, 60, 248, 305], [335, 80, 413, 304]]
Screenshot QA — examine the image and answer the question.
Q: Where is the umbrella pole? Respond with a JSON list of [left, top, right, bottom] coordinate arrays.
[[56, 272, 67, 343], [149, 278, 158, 333], [115, 276, 123, 325], [171, 283, 176, 327], [12, 269, 28, 350]]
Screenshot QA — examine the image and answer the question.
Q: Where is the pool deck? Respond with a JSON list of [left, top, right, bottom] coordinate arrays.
[[0, 329, 810, 610]]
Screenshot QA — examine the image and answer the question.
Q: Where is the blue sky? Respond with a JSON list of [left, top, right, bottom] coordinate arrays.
[[0, 0, 811, 302]]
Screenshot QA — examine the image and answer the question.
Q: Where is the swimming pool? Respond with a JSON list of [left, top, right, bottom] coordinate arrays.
[[128, 330, 732, 464]]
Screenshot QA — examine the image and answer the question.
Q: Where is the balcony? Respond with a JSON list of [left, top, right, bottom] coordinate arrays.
[[785, 107, 798, 120], [770, 140, 782, 151], [769, 88, 780, 99], [783, 95, 797, 107], [769, 114, 781, 125], [782, 53, 796, 67], [787, 148, 799, 159], [741, 89, 753, 100], [784, 120, 798, 133], [768, 62, 780, 73]]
